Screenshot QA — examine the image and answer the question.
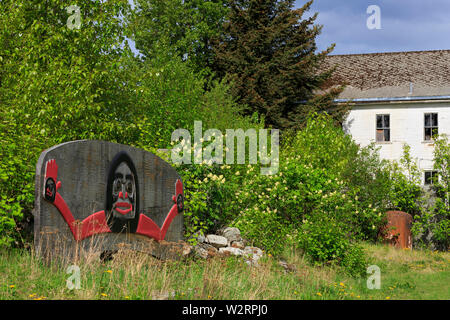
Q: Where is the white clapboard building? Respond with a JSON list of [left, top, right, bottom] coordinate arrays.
[[323, 50, 450, 185]]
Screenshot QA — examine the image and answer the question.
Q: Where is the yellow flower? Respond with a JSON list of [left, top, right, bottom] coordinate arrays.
[[9, 285, 15, 288], [386, 296, 391, 300], [101, 293, 108, 297], [356, 295, 361, 299], [29, 293, 36, 298], [339, 282, 345, 287], [125, 296, 130, 299], [105, 270, 112, 274], [316, 292, 322, 297]]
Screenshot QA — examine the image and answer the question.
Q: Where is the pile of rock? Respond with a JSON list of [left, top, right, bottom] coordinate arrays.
[[193, 227, 264, 265]]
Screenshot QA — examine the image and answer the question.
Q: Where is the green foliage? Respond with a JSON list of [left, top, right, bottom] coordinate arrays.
[[0, 0, 253, 247], [0, 0, 133, 247], [181, 114, 392, 272], [130, 0, 229, 74], [387, 144, 424, 215], [211, 0, 347, 130], [412, 135, 450, 251], [296, 213, 367, 277]]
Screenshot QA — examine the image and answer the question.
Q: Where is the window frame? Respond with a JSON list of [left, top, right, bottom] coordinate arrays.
[[376, 114, 390, 142], [424, 113, 438, 142], [424, 170, 438, 185]]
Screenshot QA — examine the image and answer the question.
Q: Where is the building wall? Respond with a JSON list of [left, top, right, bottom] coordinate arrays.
[[343, 102, 450, 182]]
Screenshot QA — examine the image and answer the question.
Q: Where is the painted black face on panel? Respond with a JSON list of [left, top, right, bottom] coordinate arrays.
[[106, 152, 140, 233], [111, 163, 136, 219]]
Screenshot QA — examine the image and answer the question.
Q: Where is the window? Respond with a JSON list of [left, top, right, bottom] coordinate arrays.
[[424, 113, 438, 141], [376, 114, 390, 142], [424, 171, 438, 185]]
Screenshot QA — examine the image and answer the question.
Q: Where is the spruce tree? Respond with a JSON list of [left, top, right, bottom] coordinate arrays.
[[212, 0, 346, 130]]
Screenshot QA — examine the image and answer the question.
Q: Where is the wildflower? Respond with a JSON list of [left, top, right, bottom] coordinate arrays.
[[29, 293, 37, 298], [316, 292, 322, 297], [105, 270, 112, 274], [9, 285, 15, 288], [339, 282, 345, 287], [385, 296, 391, 300], [101, 293, 108, 297]]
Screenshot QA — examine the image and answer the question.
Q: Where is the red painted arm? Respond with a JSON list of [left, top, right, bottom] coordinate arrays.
[[136, 214, 162, 240], [159, 205, 178, 241], [161, 179, 184, 239], [80, 211, 111, 240], [136, 179, 184, 241], [44, 159, 111, 241], [53, 192, 79, 239]]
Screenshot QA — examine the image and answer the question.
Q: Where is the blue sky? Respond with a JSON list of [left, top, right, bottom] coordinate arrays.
[[297, 0, 450, 55]]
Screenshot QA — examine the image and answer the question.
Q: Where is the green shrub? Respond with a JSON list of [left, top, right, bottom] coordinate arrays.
[[295, 213, 367, 277], [199, 114, 387, 270], [412, 135, 450, 251], [388, 144, 424, 216]]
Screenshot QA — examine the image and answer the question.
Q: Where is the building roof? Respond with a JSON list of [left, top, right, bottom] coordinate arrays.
[[321, 49, 450, 101]]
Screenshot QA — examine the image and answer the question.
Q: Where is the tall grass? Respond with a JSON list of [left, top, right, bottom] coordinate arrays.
[[0, 243, 448, 300]]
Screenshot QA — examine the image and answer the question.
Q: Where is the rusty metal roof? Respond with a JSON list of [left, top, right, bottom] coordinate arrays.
[[321, 50, 450, 100]]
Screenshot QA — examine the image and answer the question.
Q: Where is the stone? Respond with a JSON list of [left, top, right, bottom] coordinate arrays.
[[244, 246, 264, 265], [34, 140, 185, 262], [219, 247, 244, 257], [196, 232, 206, 244], [194, 246, 209, 259], [194, 243, 219, 259], [205, 234, 228, 248], [221, 227, 242, 243], [231, 241, 245, 249]]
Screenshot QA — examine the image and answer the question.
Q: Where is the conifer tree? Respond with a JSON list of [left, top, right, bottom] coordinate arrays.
[[212, 0, 346, 130]]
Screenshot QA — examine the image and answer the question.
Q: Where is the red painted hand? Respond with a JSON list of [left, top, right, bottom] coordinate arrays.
[[44, 159, 62, 202]]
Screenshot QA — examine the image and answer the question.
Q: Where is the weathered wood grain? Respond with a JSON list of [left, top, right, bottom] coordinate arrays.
[[34, 140, 184, 261]]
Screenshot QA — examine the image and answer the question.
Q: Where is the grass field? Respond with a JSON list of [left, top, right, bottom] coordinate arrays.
[[0, 242, 448, 300]]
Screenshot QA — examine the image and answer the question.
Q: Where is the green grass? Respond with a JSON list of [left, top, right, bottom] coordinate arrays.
[[0, 243, 448, 300]]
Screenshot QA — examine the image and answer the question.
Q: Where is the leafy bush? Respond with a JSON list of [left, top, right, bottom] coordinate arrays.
[[388, 144, 424, 216], [175, 114, 394, 272], [412, 135, 450, 250]]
